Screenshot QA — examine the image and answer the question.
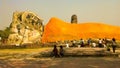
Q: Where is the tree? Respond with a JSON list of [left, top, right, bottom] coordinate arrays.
[[0, 27, 12, 40]]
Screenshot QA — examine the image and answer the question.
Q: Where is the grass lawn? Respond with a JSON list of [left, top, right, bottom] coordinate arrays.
[[0, 47, 53, 59]]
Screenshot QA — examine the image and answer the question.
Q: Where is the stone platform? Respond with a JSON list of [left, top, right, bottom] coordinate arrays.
[[64, 48, 118, 57], [39, 47, 119, 57]]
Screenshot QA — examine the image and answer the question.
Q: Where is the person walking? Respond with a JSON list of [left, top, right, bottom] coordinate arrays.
[[98, 38, 103, 47], [87, 38, 92, 47], [111, 38, 117, 53], [80, 39, 84, 47]]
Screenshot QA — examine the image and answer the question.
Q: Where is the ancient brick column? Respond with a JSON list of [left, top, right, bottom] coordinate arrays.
[[71, 14, 78, 24]]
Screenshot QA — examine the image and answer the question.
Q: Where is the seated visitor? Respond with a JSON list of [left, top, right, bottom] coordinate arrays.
[[59, 46, 64, 57], [52, 45, 59, 57]]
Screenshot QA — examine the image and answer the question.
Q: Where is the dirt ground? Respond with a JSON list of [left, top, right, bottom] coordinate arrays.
[[0, 47, 120, 68], [0, 57, 120, 68]]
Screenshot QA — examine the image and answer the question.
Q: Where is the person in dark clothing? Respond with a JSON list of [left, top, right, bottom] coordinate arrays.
[[87, 38, 92, 47], [112, 38, 117, 53], [112, 38, 116, 42], [98, 38, 103, 47], [80, 39, 84, 47], [72, 40, 76, 47], [59, 46, 64, 57], [52, 45, 59, 57]]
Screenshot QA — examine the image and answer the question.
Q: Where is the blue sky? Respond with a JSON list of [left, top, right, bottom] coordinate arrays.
[[0, 0, 120, 29]]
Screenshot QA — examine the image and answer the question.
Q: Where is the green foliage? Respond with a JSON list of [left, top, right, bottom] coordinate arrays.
[[0, 27, 12, 40]]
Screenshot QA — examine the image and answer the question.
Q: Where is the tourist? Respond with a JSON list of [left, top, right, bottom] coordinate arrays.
[[98, 38, 103, 47], [80, 39, 84, 47], [66, 43, 69, 48], [59, 46, 64, 57], [65, 41, 69, 48], [104, 38, 108, 46], [78, 44, 81, 48], [72, 40, 76, 47], [52, 45, 59, 57], [87, 38, 92, 47], [102, 39, 106, 48], [92, 42, 96, 48], [111, 38, 117, 53]]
